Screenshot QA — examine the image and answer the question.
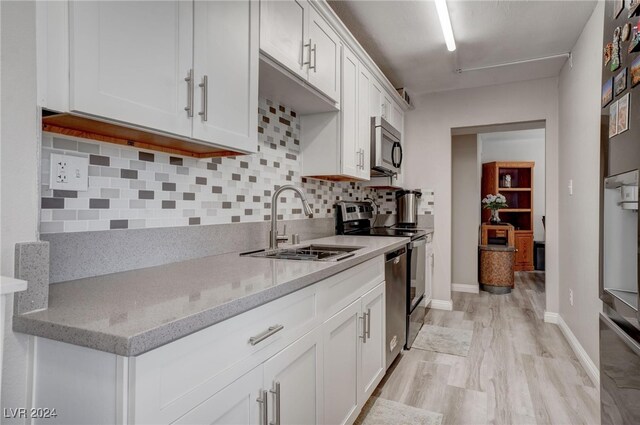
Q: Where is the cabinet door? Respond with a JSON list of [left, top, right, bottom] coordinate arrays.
[[358, 282, 385, 406], [514, 232, 534, 271], [323, 299, 360, 425], [390, 102, 403, 132], [192, 0, 258, 153], [382, 94, 392, 121], [173, 365, 262, 425], [260, 0, 308, 79], [341, 46, 359, 179], [307, 7, 341, 102], [370, 79, 383, 118], [263, 328, 323, 425], [357, 65, 372, 180], [69, 1, 193, 137]]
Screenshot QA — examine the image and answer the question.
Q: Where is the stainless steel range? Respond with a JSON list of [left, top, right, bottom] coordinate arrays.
[[335, 201, 428, 364]]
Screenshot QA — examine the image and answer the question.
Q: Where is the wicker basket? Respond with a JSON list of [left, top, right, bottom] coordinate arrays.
[[479, 245, 515, 294]]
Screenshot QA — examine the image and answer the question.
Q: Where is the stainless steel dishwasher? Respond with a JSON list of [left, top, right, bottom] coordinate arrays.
[[385, 246, 407, 370]]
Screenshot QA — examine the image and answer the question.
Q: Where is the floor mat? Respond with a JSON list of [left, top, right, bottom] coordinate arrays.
[[355, 397, 443, 425], [412, 324, 473, 357]]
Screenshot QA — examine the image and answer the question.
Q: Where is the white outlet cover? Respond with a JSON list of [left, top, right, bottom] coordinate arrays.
[[50, 153, 89, 191]]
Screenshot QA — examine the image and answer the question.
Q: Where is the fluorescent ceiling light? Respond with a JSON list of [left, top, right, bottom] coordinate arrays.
[[435, 0, 456, 52]]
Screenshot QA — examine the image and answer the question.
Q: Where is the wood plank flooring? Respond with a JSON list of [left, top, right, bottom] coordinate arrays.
[[357, 272, 600, 425]]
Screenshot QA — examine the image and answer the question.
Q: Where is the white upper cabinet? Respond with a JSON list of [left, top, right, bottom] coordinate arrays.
[[301, 46, 369, 180], [259, 0, 309, 79], [370, 79, 383, 118], [62, 0, 258, 154], [390, 101, 404, 132], [69, 1, 193, 138], [260, 0, 341, 104], [357, 65, 372, 180], [382, 93, 392, 121], [192, 0, 258, 153], [341, 46, 360, 179], [307, 6, 341, 102]]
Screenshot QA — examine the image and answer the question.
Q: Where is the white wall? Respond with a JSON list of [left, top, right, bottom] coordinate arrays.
[[558, 1, 603, 368], [404, 77, 560, 312], [1, 1, 40, 418], [451, 135, 480, 286], [480, 129, 546, 241]]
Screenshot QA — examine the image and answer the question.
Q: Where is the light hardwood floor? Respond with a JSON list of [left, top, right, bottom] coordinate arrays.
[[357, 272, 600, 425]]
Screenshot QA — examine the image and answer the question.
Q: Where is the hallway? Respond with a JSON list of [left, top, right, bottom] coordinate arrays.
[[356, 272, 600, 425]]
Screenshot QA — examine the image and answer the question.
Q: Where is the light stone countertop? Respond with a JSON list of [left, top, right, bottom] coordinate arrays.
[[13, 235, 408, 356]]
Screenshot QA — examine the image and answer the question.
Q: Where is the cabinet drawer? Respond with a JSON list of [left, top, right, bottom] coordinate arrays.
[[318, 256, 384, 320], [132, 284, 318, 425]]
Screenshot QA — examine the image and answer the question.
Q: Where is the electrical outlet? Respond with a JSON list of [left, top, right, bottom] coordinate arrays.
[[569, 289, 574, 306], [50, 153, 89, 191], [568, 179, 573, 196]]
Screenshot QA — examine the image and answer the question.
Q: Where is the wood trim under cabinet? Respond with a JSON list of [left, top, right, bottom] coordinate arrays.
[[42, 113, 246, 159]]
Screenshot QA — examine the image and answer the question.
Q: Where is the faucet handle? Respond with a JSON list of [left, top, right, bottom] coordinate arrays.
[[275, 224, 288, 244]]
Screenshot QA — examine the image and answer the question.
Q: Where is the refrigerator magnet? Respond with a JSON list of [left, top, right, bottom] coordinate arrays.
[[603, 77, 614, 108], [615, 68, 628, 95]]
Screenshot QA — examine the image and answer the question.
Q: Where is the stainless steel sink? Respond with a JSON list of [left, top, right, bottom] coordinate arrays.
[[241, 244, 363, 262]]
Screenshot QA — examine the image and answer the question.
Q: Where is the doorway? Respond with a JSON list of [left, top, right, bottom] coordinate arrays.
[[451, 122, 546, 309]]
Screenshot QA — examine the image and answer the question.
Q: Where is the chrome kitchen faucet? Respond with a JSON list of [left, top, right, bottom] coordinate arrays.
[[269, 185, 313, 249]]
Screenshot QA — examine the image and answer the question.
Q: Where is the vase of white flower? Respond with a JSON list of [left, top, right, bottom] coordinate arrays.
[[482, 193, 508, 224]]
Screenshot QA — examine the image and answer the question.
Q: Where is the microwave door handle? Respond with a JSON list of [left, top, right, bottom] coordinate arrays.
[[392, 142, 403, 168]]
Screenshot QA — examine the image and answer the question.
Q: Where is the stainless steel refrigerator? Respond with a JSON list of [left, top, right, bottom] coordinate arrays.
[[600, 3, 640, 424]]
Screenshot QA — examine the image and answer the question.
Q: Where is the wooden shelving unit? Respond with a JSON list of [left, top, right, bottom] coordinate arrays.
[[481, 161, 535, 271]]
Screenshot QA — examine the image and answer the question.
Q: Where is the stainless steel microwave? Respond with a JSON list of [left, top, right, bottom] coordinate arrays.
[[370, 117, 402, 177]]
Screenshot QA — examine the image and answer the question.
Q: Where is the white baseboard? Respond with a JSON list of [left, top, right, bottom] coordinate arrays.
[[430, 299, 453, 311], [422, 296, 432, 308], [543, 311, 559, 324], [452, 283, 480, 294], [555, 315, 600, 387]]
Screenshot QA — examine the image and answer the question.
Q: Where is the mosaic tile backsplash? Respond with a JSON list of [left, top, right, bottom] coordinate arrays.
[[40, 98, 434, 234]]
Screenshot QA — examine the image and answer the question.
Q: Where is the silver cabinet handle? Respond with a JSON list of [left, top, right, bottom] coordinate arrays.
[[311, 43, 317, 72], [381, 103, 386, 119], [366, 308, 371, 339], [249, 324, 284, 345], [269, 382, 281, 425], [359, 314, 367, 343], [257, 389, 269, 425], [184, 69, 194, 117], [198, 75, 208, 122], [303, 39, 312, 67]]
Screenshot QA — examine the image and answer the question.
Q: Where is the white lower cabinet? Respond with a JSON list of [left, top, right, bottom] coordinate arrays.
[[358, 283, 385, 405], [173, 365, 263, 425], [323, 299, 360, 425], [31, 257, 386, 425], [263, 327, 323, 425], [323, 281, 385, 425]]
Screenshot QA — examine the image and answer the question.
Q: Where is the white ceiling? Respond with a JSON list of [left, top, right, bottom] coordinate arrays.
[[328, 0, 597, 95]]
